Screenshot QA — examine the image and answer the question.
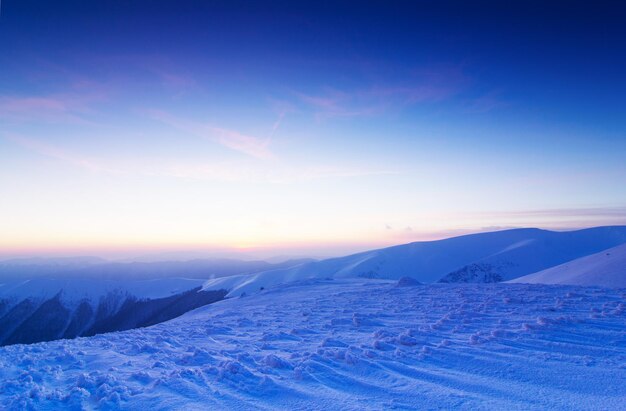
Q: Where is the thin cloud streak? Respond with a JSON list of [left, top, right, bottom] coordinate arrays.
[[0, 96, 88, 124], [146, 110, 274, 159], [266, 99, 296, 139], [295, 89, 384, 119], [295, 69, 466, 119], [3, 133, 120, 174], [0, 85, 108, 125], [3, 133, 396, 184], [476, 207, 626, 219], [141, 162, 400, 184]]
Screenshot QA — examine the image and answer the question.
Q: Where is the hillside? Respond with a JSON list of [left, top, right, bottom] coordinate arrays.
[[203, 226, 626, 296], [0, 277, 226, 346], [1, 279, 624, 409], [0, 258, 311, 346], [510, 243, 626, 287]]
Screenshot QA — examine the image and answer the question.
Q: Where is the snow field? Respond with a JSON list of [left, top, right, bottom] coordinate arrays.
[[0, 279, 625, 410]]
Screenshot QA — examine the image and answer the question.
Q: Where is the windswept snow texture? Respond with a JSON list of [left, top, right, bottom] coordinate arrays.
[[204, 226, 626, 296], [0, 279, 624, 410], [511, 243, 626, 287]]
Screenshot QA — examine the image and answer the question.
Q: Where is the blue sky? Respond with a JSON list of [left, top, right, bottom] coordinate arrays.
[[1, 1, 625, 258]]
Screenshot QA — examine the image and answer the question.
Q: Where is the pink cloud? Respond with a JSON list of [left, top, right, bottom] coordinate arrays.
[[364, 83, 458, 104], [0, 85, 108, 125], [296, 67, 467, 119], [3, 133, 119, 173], [146, 110, 274, 159], [295, 89, 384, 119], [141, 161, 398, 184], [0, 96, 85, 124], [2, 131, 398, 184]]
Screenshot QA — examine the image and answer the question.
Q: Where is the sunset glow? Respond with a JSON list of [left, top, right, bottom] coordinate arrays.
[[1, 2, 625, 259]]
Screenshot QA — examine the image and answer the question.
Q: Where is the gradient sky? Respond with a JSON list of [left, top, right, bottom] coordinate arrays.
[[1, 1, 626, 259]]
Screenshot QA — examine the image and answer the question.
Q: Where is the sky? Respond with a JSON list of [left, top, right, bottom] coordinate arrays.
[[1, 1, 626, 259]]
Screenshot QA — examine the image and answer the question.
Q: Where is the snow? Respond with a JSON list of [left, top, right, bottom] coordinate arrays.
[[203, 226, 626, 296], [510, 243, 626, 287], [1, 279, 625, 409]]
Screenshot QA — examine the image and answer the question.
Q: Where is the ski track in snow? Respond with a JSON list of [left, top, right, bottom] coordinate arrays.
[[1, 279, 625, 410]]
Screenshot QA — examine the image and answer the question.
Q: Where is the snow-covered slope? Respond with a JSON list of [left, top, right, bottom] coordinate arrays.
[[510, 243, 626, 287], [0, 258, 313, 346], [1, 279, 624, 409], [203, 226, 626, 296], [0, 277, 226, 346]]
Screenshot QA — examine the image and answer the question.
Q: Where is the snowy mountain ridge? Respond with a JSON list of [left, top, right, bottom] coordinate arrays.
[[3, 226, 625, 346], [203, 226, 626, 296], [0, 258, 319, 346], [0, 276, 228, 346], [0, 277, 207, 306]]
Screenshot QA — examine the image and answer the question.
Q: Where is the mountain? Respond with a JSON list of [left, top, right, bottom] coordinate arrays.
[[0, 258, 312, 346], [1, 279, 624, 409], [202, 226, 626, 296], [509, 243, 626, 287], [0, 256, 106, 266], [0, 276, 227, 346]]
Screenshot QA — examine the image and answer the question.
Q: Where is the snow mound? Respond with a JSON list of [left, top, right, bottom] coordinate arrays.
[[395, 276, 422, 287], [510, 243, 626, 287], [439, 262, 507, 283]]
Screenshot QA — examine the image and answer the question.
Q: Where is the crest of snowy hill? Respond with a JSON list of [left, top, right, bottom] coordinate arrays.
[[509, 243, 626, 287], [203, 226, 626, 296]]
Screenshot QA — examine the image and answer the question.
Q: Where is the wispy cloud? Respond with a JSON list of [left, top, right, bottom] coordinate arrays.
[[2, 133, 119, 173], [146, 110, 274, 159], [481, 207, 626, 219], [265, 99, 297, 139], [295, 89, 383, 119], [0, 96, 87, 124], [142, 162, 399, 184], [0, 85, 108, 125], [88, 53, 198, 92], [3, 133, 396, 184], [465, 90, 508, 113], [295, 66, 467, 119]]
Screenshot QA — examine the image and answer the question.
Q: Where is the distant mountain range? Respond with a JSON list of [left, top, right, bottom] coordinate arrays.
[[0, 258, 312, 346], [202, 226, 626, 296], [0, 257, 315, 282], [3, 226, 626, 347]]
